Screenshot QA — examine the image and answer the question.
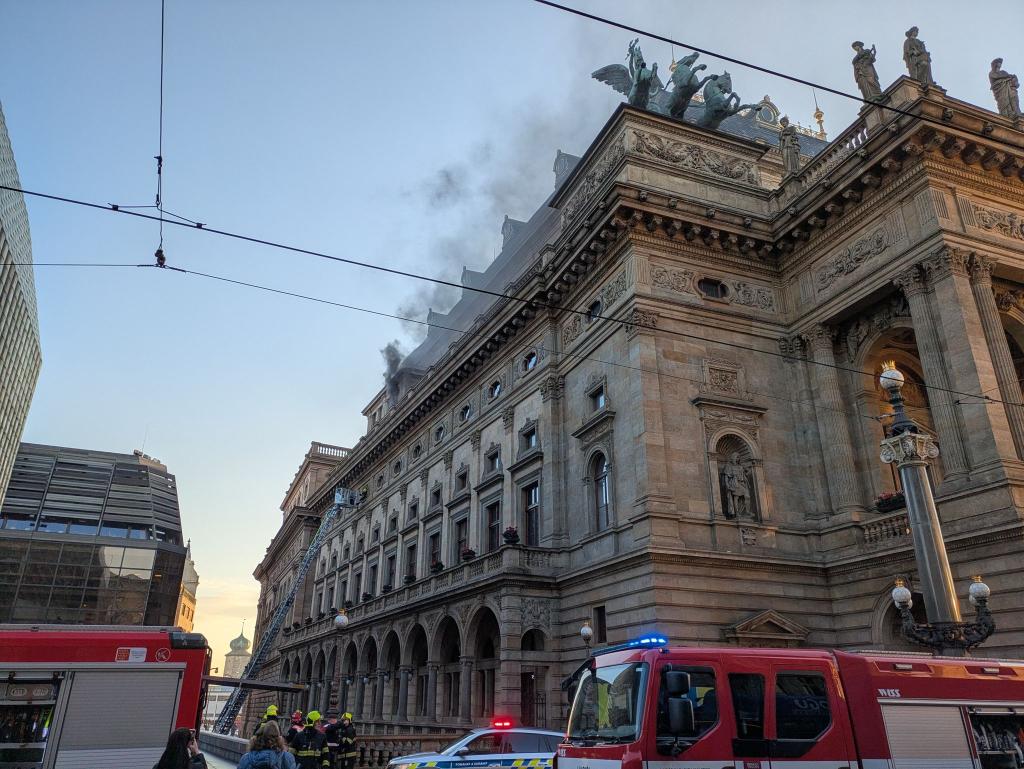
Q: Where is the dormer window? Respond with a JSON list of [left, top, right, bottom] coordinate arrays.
[[434, 425, 446, 443], [459, 403, 473, 423], [488, 380, 502, 399], [522, 352, 538, 372], [698, 277, 728, 300]]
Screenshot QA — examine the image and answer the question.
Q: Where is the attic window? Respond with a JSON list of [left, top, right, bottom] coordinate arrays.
[[698, 278, 728, 300], [488, 380, 502, 399], [522, 352, 538, 372], [392, 459, 402, 475], [587, 300, 603, 322], [434, 424, 446, 443], [412, 443, 422, 459], [459, 403, 473, 423]]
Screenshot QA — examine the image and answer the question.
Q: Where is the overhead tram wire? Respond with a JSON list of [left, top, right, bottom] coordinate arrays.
[[155, 0, 166, 256], [2, 181, 1020, 410], [0, 257, 934, 425], [529, 0, 1024, 156]]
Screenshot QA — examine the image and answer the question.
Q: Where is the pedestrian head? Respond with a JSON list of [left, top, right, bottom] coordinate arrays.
[[252, 720, 287, 753], [154, 727, 194, 769]]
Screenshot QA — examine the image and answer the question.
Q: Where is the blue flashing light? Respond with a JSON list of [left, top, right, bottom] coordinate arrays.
[[628, 635, 668, 648]]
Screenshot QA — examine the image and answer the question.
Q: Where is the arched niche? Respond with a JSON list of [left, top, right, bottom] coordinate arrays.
[[707, 429, 767, 521]]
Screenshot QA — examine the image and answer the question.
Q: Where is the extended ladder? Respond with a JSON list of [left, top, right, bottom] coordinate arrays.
[[214, 486, 359, 733]]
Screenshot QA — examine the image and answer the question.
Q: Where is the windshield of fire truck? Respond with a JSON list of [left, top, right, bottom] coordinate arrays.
[[567, 662, 647, 746]]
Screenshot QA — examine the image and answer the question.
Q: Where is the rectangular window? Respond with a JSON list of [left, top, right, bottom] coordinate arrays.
[[729, 673, 765, 741], [352, 573, 362, 600], [388, 515, 398, 533], [521, 428, 538, 451], [408, 501, 419, 520], [523, 482, 540, 546], [367, 564, 378, 595], [656, 665, 718, 747], [430, 488, 442, 508], [343, 544, 351, 561], [456, 470, 468, 492], [775, 673, 830, 740], [454, 518, 468, 559], [485, 502, 501, 552], [326, 586, 334, 611], [385, 554, 396, 588], [356, 537, 364, 553], [371, 526, 380, 544], [340, 579, 348, 604], [429, 532, 442, 565], [593, 605, 607, 644], [485, 450, 501, 474], [591, 386, 607, 411], [405, 544, 417, 579]]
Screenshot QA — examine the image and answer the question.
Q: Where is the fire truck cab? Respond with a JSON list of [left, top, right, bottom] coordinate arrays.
[[0, 625, 209, 769], [559, 637, 1024, 769]]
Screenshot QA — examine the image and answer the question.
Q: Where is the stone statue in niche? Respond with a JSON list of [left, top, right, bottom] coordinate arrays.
[[851, 41, 883, 102], [721, 452, 755, 519], [778, 116, 801, 175], [902, 27, 934, 85], [989, 58, 1022, 118]]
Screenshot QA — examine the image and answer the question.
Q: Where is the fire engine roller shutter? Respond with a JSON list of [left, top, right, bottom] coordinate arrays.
[[53, 668, 182, 769], [881, 704, 973, 769]]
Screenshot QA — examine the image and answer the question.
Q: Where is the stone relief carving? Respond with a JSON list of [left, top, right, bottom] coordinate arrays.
[[969, 201, 1024, 241], [624, 309, 658, 336], [651, 265, 695, 294], [740, 527, 758, 546], [731, 282, 776, 312], [709, 368, 740, 394], [521, 598, 552, 631], [561, 136, 626, 226], [816, 224, 890, 290], [539, 375, 565, 402], [602, 271, 629, 306], [631, 129, 760, 185], [843, 294, 911, 362], [502, 407, 516, 431], [562, 315, 584, 346], [995, 286, 1024, 312]]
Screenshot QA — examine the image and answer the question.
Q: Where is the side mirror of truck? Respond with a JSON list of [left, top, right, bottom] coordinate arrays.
[[668, 698, 696, 738], [665, 671, 691, 697]]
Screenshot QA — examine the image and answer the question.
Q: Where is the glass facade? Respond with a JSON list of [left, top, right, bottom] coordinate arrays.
[[0, 100, 42, 504], [0, 444, 186, 626]]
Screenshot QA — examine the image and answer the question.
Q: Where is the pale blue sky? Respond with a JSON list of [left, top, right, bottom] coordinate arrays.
[[2, 0, 1019, 661]]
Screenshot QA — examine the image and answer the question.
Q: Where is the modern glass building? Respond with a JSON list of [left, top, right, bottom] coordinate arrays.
[[0, 100, 42, 503], [0, 443, 187, 625]]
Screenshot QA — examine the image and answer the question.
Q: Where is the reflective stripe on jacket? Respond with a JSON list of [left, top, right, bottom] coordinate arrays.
[[290, 727, 330, 769]]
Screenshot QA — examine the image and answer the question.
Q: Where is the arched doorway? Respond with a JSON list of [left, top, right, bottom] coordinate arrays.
[[358, 637, 379, 720], [519, 628, 548, 728], [468, 607, 500, 721], [406, 624, 429, 718], [341, 642, 358, 715], [381, 630, 402, 718], [434, 617, 462, 720], [313, 649, 326, 713], [301, 653, 313, 713]]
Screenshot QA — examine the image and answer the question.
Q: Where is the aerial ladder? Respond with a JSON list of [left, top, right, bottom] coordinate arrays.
[[214, 486, 359, 734]]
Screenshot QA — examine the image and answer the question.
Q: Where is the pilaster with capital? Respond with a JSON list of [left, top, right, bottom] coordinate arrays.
[[803, 324, 864, 515], [921, 246, 1015, 475], [459, 656, 474, 722], [969, 255, 1024, 458], [892, 265, 970, 481], [396, 666, 411, 719]]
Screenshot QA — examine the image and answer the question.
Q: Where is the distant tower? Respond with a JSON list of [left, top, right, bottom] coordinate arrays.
[[812, 90, 827, 139], [224, 622, 252, 678]]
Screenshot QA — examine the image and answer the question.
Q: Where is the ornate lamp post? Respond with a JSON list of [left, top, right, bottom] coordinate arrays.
[[879, 361, 994, 655]]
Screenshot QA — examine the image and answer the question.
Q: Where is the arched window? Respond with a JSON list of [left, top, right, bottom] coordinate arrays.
[[522, 351, 538, 372], [592, 453, 610, 530]]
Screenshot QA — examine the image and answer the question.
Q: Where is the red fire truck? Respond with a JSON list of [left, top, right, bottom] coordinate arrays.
[[559, 636, 1024, 769], [0, 625, 209, 769]]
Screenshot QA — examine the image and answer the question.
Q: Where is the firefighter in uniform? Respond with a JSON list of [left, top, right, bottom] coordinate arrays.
[[255, 704, 280, 735], [337, 713, 357, 769], [286, 711, 304, 746], [291, 710, 330, 769], [323, 710, 340, 768]]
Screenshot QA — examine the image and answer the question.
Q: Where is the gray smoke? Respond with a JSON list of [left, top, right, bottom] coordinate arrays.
[[381, 340, 404, 405]]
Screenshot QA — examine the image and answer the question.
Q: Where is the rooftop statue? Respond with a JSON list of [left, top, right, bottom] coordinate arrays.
[[851, 41, 883, 102], [989, 58, 1022, 118], [668, 51, 713, 119], [903, 27, 935, 85], [696, 72, 766, 130], [778, 116, 802, 175], [592, 38, 665, 111]]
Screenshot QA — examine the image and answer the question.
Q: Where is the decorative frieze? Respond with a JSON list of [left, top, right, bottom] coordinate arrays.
[[962, 199, 1024, 241], [843, 294, 911, 363], [731, 282, 776, 312], [816, 225, 891, 290], [651, 265, 695, 294], [560, 134, 626, 226], [601, 271, 629, 306], [630, 129, 761, 186], [624, 309, 658, 337]]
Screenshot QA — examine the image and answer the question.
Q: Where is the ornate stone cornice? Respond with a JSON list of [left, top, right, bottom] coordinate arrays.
[[921, 244, 971, 281]]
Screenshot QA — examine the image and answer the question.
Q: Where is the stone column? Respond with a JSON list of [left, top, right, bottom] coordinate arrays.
[[893, 266, 970, 481], [540, 373, 566, 546], [970, 256, 1024, 458], [922, 246, 1015, 474], [804, 324, 863, 515], [459, 657, 474, 723], [425, 664, 438, 721], [354, 674, 365, 719], [483, 669, 495, 718], [340, 680, 350, 714], [397, 666, 411, 720], [373, 670, 386, 719]]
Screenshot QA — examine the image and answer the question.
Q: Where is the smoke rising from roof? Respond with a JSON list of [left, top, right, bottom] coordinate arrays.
[[381, 340, 404, 405]]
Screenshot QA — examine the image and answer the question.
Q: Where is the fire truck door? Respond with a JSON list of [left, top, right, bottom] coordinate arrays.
[[727, 671, 770, 769], [766, 663, 855, 769], [880, 704, 973, 769], [48, 668, 183, 769]]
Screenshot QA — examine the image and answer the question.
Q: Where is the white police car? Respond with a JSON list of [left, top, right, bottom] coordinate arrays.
[[388, 720, 562, 769]]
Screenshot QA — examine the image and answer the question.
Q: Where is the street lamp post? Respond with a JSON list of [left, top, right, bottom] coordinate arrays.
[[879, 361, 994, 655]]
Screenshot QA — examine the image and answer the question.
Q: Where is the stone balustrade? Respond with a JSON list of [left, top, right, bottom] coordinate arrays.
[[860, 511, 911, 547]]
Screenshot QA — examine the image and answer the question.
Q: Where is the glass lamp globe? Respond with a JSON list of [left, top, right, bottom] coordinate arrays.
[[879, 361, 905, 394], [891, 583, 913, 608], [334, 611, 350, 630], [580, 622, 594, 643], [969, 576, 991, 605]]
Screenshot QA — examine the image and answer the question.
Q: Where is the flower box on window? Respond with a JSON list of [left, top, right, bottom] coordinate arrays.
[[430, 560, 444, 574], [461, 547, 477, 561], [361, 592, 373, 602], [503, 526, 520, 545], [875, 490, 906, 513], [403, 574, 416, 585], [382, 584, 393, 593]]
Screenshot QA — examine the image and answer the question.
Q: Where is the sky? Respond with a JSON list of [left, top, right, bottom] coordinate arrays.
[[2, 0, 1020, 665]]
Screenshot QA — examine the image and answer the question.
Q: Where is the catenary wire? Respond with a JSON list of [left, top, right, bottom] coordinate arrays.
[[530, 0, 1024, 156], [155, 0, 166, 248], [2, 181, 1018, 410], [0, 258, 930, 425]]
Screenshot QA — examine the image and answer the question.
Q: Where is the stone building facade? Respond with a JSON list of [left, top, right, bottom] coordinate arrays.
[[247, 74, 1024, 733]]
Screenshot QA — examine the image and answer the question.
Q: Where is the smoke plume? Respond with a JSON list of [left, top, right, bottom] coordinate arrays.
[[381, 340, 404, 405]]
